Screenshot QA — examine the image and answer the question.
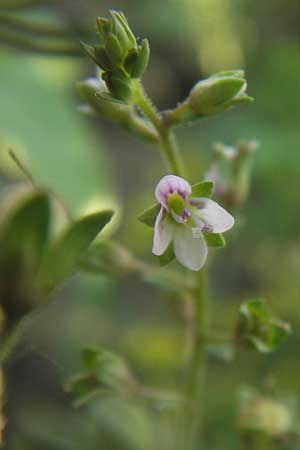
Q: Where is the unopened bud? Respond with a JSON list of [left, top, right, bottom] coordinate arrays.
[[189, 71, 250, 116], [102, 71, 132, 101]]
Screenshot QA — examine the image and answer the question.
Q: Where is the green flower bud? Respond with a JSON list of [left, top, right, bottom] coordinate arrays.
[[189, 72, 249, 116], [110, 10, 137, 48], [104, 33, 123, 66], [94, 45, 111, 71], [96, 17, 112, 40], [102, 71, 132, 101], [124, 39, 150, 78]]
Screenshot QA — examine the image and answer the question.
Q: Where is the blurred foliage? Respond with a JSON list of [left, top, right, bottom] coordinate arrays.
[[0, 0, 299, 450]]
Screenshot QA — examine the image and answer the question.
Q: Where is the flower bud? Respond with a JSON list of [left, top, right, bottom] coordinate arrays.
[[205, 140, 258, 209], [237, 388, 294, 438], [189, 71, 250, 116], [81, 11, 149, 101], [104, 33, 123, 66], [102, 71, 132, 101]]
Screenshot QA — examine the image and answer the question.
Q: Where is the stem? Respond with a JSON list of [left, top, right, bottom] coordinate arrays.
[[133, 80, 208, 449], [132, 80, 185, 177], [180, 269, 208, 450]]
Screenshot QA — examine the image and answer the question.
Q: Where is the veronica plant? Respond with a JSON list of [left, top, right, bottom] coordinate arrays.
[[0, 8, 292, 450], [74, 10, 294, 450]]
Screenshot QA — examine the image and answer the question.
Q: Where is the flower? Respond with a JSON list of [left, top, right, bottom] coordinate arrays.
[[152, 175, 234, 271]]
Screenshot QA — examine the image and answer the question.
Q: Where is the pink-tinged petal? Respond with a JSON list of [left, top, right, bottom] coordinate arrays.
[[193, 198, 234, 233], [155, 175, 191, 209], [174, 226, 208, 271], [152, 208, 173, 255]]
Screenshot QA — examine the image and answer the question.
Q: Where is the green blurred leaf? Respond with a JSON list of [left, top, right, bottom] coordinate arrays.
[[191, 180, 214, 198], [237, 299, 292, 353], [42, 210, 114, 290], [0, 190, 50, 268], [138, 203, 160, 228], [204, 232, 225, 247]]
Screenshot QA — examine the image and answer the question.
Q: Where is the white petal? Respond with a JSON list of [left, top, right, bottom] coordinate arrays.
[[152, 208, 173, 255], [193, 198, 234, 233], [174, 226, 208, 271]]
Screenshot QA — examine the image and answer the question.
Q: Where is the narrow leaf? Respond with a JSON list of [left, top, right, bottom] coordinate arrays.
[[42, 210, 114, 289], [138, 203, 160, 228]]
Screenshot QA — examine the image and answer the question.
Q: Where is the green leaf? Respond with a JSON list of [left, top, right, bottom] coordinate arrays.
[[138, 203, 160, 227], [42, 210, 114, 290], [204, 232, 226, 248], [237, 299, 292, 354], [191, 180, 214, 198], [159, 243, 175, 266], [0, 190, 50, 268], [81, 347, 100, 371], [240, 298, 268, 324]]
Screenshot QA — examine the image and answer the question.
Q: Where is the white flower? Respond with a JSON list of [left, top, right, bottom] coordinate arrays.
[[152, 175, 234, 271]]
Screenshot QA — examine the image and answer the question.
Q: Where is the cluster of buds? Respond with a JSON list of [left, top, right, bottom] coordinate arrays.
[[205, 140, 258, 209], [81, 10, 150, 100]]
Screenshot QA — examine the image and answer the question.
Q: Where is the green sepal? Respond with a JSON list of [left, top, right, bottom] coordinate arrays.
[[102, 71, 132, 101], [124, 48, 139, 76], [40, 210, 114, 291], [105, 33, 123, 66], [138, 203, 160, 227], [191, 180, 214, 198], [80, 41, 97, 63], [204, 233, 226, 248], [133, 38, 150, 78], [94, 45, 112, 71], [159, 243, 175, 266]]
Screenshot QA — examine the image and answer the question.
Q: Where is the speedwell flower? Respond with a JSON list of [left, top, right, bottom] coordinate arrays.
[[152, 175, 234, 271]]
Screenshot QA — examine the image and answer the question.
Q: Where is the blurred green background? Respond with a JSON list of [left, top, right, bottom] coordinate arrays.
[[0, 0, 300, 449]]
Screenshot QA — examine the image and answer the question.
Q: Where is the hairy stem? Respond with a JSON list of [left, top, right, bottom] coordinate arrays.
[[132, 80, 185, 177], [133, 79, 208, 449]]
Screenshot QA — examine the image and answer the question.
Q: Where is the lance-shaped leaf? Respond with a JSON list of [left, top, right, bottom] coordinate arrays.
[[41, 210, 113, 291], [65, 346, 136, 407], [0, 190, 50, 269]]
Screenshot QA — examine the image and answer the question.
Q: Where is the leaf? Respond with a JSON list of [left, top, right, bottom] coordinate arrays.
[[240, 298, 268, 324], [237, 299, 292, 353], [191, 180, 214, 198], [159, 243, 175, 266], [42, 210, 114, 290], [0, 190, 50, 268], [138, 203, 160, 227], [81, 347, 100, 371], [204, 232, 226, 247]]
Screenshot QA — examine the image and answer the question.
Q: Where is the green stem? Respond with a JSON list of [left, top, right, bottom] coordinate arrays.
[[133, 79, 208, 449], [181, 269, 208, 450], [132, 80, 185, 177]]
